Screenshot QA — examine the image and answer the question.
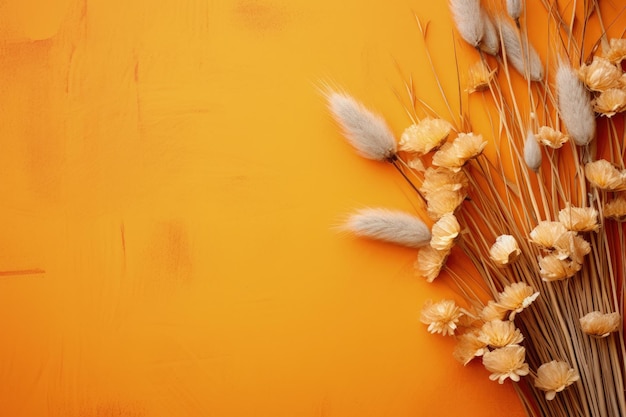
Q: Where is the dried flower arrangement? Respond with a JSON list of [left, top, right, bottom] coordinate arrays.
[[326, 0, 625, 416]]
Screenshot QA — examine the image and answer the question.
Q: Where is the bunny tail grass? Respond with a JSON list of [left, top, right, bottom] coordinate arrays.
[[556, 63, 596, 146], [344, 208, 431, 249]]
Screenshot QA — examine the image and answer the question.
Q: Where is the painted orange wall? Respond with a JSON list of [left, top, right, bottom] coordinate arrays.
[[0, 0, 584, 416]]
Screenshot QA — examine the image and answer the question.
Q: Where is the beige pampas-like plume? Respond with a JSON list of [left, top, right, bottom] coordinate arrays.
[[497, 16, 543, 81], [524, 131, 542, 171], [328, 92, 397, 161], [556, 63, 596, 146], [344, 208, 431, 248], [479, 10, 500, 55], [449, 0, 484, 47], [506, 0, 522, 21]]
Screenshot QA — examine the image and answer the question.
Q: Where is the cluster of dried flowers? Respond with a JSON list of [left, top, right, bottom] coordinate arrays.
[[327, 0, 625, 416]]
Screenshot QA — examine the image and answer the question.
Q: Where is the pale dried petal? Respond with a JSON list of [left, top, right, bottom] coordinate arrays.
[[420, 167, 469, 197], [539, 254, 581, 281], [593, 88, 626, 117], [534, 361, 579, 400], [536, 126, 569, 149], [483, 346, 530, 384], [552, 231, 591, 265], [328, 92, 397, 161], [496, 282, 539, 318], [480, 300, 509, 321], [430, 213, 461, 251], [467, 60, 497, 93], [344, 208, 432, 248], [425, 189, 466, 221], [529, 221, 567, 249], [489, 234, 521, 267], [420, 299, 463, 336], [556, 63, 596, 146], [479, 320, 524, 348], [603, 38, 626, 64], [416, 246, 450, 283], [432, 132, 487, 171], [585, 159, 626, 191], [399, 118, 453, 155], [604, 196, 626, 221], [579, 311, 621, 338], [578, 57, 622, 92], [454, 330, 488, 365], [558, 204, 599, 232]]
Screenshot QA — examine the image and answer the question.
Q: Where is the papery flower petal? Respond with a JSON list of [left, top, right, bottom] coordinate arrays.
[[604, 196, 626, 221], [585, 160, 626, 191], [603, 38, 626, 64], [430, 213, 461, 251], [425, 189, 466, 221], [468, 60, 497, 93], [420, 299, 463, 336], [479, 319, 524, 348], [432, 133, 487, 171], [593, 88, 626, 117], [454, 330, 488, 365], [529, 221, 567, 249], [483, 346, 530, 384], [416, 246, 450, 283], [558, 204, 599, 232], [536, 126, 569, 149], [578, 57, 622, 92], [399, 118, 453, 155], [421, 167, 469, 197], [496, 282, 539, 318], [534, 361, 579, 400], [579, 311, 621, 338], [480, 300, 509, 322], [489, 234, 521, 267], [538, 254, 581, 281], [552, 231, 591, 265]]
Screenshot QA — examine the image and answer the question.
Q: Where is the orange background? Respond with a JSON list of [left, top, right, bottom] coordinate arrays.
[[0, 0, 537, 416]]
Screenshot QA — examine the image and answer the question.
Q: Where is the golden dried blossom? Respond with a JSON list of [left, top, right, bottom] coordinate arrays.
[[496, 282, 539, 319], [454, 330, 488, 365], [604, 196, 626, 221], [425, 189, 466, 221], [399, 118, 453, 155], [432, 133, 487, 172], [552, 231, 591, 265], [489, 234, 521, 267], [420, 167, 469, 197], [603, 38, 626, 64], [558, 204, 599, 232], [538, 254, 581, 281], [579, 311, 621, 338], [430, 213, 461, 251], [535, 126, 569, 149], [479, 320, 524, 348], [584, 159, 626, 191], [578, 56, 622, 92], [482, 346, 530, 384], [593, 88, 626, 117], [420, 299, 463, 336], [480, 300, 508, 322], [529, 221, 567, 249], [467, 60, 497, 93], [534, 361, 579, 400], [416, 246, 450, 283]]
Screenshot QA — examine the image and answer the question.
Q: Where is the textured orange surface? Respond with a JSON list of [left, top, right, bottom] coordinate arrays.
[[0, 1, 538, 416]]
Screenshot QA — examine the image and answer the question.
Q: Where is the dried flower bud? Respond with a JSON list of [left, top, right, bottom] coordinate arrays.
[[556, 63, 596, 146], [432, 132, 487, 172], [425, 189, 466, 220], [593, 88, 626, 117], [585, 159, 626, 191], [524, 130, 542, 171], [496, 282, 539, 319], [479, 10, 500, 55], [416, 246, 450, 282], [538, 254, 581, 281], [421, 167, 469, 197], [536, 126, 569, 149], [578, 57, 622, 92], [454, 330, 488, 365], [489, 234, 521, 267], [529, 221, 567, 249], [467, 60, 497, 93], [558, 204, 599, 232], [497, 16, 543, 81], [603, 38, 626, 64], [604, 196, 626, 221], [344, 208, 431, 248], [534, 361, 579, 400], [449, 0, 484, 47], [420, 299, 463, 336], [479, 319, 524, 348], [430, 213, 461, 251], [399, 118, 453, 155], [579, 311, 621, 338], [328, 92, 397, 161], [482, 345, 530, 383]]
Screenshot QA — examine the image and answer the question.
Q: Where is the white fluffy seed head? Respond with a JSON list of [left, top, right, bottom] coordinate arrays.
[[524, 130, 542, 171], [556, 63, 596, 146], [344, 208, 431, 249], [498, 16, 543, 81], [479, 10, 500, 55], [449, 0, 484, 47], [507, 0, 522, 20], [327, 92, 397, 161]]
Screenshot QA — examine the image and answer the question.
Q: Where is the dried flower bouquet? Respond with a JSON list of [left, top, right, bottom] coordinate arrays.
[[326, 0, 625, 416]]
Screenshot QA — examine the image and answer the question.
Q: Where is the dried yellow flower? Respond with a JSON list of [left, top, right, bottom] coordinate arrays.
[[430, 213, 461, 251], [489, 234, 521, 267], [558, 204, 599, 233], [534, 361, 579, 400], [535, 126, 569, 149], [420, 299, 463, 336], [552, 231, 591, 265], [432, 132, 487, 172], [420, 167, 468, 197], [480, 300, 508, 322], [479, 320, 524, 348], [584, 159, 626, 191], [579, 311, 621, 338], [593, 88, 626, 117], [496, 282, 539, 319], [416, 246, 450, 283], [604, 196, 626, 221], [538, 254, 581, 281], [467, 60, 497, 93], [425, 189, 466, 221], [529, 221, 567, 249], [482, 345, 530, 384], [454, 330, 488, 365], [603, 38, 626, 64], [578, 56, 622, 92], [399, 118, 453, 155]]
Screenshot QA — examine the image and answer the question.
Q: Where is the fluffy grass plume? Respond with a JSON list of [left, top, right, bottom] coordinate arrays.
[[497, 15, 543, 81], [556, 63, 596, 146], [344, 208, 431, 249], [449, 0, 484, 47]]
